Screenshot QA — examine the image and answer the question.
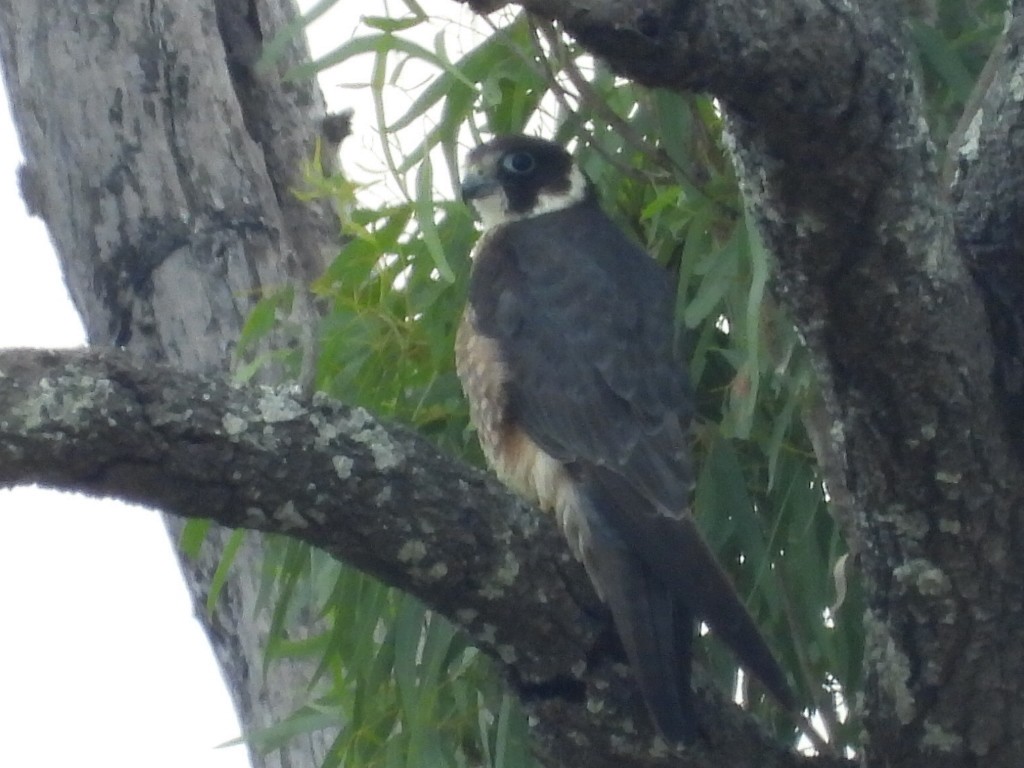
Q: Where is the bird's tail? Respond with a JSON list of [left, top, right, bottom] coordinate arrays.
[[658, 513, 796, 712], [582, 512, 700, 743], [583, 472, 796, 717]]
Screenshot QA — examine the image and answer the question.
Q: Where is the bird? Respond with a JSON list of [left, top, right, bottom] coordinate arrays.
[[454, 134, 795, 743]]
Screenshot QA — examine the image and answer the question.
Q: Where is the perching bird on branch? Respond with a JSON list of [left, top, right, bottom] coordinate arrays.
[[455, 134, 795, 743]]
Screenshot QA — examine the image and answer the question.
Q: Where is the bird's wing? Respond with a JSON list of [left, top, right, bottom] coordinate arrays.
[[470, 202, 693, 511], [469, 202, 794, 713]]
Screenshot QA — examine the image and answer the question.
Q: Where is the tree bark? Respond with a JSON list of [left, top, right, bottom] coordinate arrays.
[[0, 3, 339, 767]]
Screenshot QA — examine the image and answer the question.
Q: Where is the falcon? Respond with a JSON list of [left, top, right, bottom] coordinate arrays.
[[455, 134, 795, 742]]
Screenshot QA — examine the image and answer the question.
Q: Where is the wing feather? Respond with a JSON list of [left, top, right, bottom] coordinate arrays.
[[470, 201, 692, 512]]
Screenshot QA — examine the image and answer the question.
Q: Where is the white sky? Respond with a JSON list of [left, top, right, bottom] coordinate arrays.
[[0, 3, 489, 767]]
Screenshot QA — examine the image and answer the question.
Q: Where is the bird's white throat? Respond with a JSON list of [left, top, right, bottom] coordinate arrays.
[[471, 165, 588, 232]]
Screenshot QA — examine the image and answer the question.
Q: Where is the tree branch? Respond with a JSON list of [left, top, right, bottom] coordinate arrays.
[[0, 347, 844, 768]]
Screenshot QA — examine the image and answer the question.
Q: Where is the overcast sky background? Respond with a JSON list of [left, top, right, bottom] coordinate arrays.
[[0, 2, 487, 766]]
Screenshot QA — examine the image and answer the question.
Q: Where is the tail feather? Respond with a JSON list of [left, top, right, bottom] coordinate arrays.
[[584, 470, 796, 713], [660, 515, 796, 710], [583, 516, 699, 742]]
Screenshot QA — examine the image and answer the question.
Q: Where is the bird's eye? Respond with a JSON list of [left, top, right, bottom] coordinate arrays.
[[501, 151, 535, 175]]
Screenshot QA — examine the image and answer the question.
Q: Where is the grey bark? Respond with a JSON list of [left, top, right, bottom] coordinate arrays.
[[0, 3, 338, 767]]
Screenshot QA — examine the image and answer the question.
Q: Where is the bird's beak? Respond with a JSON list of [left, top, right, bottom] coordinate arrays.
[[460, 169, 499, 204]]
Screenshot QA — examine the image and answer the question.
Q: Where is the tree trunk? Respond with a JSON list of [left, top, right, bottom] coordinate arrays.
[[0, 3, 339, 766]]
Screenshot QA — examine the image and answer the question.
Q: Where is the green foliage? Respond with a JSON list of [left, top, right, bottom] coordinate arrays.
[[311, 198, 473, 449], [907, 0, 1005, 150], [196, 2, 1004, 764]]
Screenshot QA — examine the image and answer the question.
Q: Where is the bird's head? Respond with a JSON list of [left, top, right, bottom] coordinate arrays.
[[460, 135, 592, 230]]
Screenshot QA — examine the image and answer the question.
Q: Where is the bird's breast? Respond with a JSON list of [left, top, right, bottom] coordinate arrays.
[[455, 309, 588, 563]]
